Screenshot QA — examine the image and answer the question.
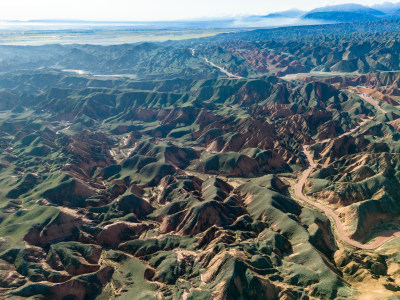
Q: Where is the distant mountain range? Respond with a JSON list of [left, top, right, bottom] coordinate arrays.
[[3, 2, 400, 31], [261, 9, 305, 19], [371, 1, 400, 13], [261, 2, 400, 23]]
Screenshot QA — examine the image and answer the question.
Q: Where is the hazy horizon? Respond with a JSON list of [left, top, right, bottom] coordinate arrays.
[[0, 0, 398, 22]]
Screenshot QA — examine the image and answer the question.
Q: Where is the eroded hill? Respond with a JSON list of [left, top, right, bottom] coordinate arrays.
[[1, 21, 400, 300]]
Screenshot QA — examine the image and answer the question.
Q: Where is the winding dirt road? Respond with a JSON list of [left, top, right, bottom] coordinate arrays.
[[190, 48, 243, 79], [296, 105, 400, 249], [357, 92, 388, 114], [296, 145, 400, 249]]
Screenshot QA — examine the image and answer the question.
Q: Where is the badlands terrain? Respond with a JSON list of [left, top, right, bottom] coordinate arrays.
[[1, 19, 400, 300]]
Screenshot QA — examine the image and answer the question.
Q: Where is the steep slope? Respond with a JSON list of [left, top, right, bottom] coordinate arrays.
[[1, 23, 400, 299]]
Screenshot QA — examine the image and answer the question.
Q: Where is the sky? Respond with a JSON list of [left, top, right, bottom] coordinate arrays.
[[0, 0, 395, 21]]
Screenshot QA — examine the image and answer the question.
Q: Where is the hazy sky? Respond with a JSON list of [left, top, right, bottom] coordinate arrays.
[[0, 0, 395, 21]]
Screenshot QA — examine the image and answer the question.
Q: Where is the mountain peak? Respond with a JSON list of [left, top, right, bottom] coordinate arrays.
[[310, 3, 384, 15], [262, 9, 305, 19]]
